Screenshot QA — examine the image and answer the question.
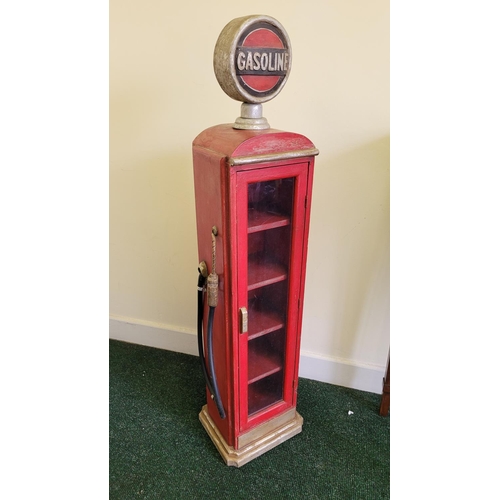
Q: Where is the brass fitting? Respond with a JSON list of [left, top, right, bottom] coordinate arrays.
[[207, 272, 218, 308]]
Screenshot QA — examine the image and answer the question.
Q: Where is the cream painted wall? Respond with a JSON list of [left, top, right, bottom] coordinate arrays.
[[110, 0, 389, 391]]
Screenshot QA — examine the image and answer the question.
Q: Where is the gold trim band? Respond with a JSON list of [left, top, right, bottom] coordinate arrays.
[[228, 147, 319, 166]]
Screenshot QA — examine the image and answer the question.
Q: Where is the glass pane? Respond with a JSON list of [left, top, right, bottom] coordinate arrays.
[[247, 178, 294, 416]]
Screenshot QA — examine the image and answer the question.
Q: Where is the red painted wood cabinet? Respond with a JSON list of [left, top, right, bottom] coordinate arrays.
[[193, 123, 318, 466]]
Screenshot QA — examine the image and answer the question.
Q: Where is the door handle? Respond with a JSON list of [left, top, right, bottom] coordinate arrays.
[[240, 307, 248, 333]]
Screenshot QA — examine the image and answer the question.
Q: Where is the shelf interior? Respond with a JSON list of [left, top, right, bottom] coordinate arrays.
[[248, 371, 284, 416], [248, 209, 290, 234], [247, 307, 284, 340], [247, 256, 287, 291], [247, 345, 282, 384], [245, 178, 293, 417]]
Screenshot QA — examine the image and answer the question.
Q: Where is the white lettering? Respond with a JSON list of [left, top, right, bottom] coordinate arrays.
[[236, 50, 289, 73], [276, 53, 284, 71], [260, 53, 268, 71], [245, 52, 254, 70], [253, 52, 261, 71], [237, 52, 246, 71], [268, 52, 275, 71]]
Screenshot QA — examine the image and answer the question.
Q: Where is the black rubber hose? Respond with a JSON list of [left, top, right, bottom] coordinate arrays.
[[197, 272, 214, 397], [207, 306, 226, 419]]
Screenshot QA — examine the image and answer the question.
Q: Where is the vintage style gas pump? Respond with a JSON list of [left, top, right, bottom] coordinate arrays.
[[193, 15, 318, 467]]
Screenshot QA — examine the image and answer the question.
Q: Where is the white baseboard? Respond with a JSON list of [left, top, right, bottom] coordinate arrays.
[[298, 351, 385, 394], [109, 315, 198, 356], [109, 316, 385, 394]]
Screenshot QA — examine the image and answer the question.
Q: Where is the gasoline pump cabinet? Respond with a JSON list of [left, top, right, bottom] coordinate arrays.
[[193, 15, 318, 467]]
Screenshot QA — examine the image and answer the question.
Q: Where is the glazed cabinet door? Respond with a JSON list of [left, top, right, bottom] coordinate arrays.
[[235, 162, 310, 432]]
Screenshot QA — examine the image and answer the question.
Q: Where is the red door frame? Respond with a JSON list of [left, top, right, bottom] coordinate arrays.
[[232, 160, 311, 433]]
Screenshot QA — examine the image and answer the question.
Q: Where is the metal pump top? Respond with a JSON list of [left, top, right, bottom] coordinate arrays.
[[233, 103, 270, 130]]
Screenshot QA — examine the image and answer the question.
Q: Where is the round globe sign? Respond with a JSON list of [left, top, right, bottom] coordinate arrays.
[[214, 15, 292, 104]]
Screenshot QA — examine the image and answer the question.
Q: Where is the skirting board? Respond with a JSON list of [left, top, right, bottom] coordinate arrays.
[[109, 315, 199, 357], [109, 316, 385, 394], [298, 350, 385, 394]]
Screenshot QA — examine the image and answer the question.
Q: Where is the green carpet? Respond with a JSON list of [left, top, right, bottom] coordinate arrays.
[[109, 339, 389, 499]]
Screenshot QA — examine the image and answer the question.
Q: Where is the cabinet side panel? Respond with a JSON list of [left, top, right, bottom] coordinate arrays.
[[193, 146, 234, 446], [292, 158, 315, 406]]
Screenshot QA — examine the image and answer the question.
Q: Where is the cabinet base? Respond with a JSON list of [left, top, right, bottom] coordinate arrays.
[[199, 405, 303, 467]]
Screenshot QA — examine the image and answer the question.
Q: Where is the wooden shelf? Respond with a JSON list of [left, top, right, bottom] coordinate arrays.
[[248, 390, 281, 416], [247, 309, 284, 340], [248, 209, 290, 234], [248, 257, 287, 291], [248, 373, 284, 416], [248, 346, 283, 384]]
